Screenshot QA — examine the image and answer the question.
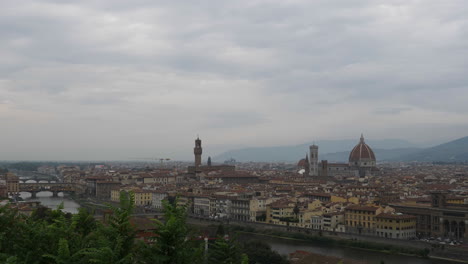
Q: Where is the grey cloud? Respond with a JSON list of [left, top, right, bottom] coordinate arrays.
[[204, 111, 269, 129], [373, 107, 412, 115], [0, 0, 467, 160]]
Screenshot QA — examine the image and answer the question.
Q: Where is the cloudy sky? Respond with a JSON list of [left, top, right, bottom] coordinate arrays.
[[1, 0, 467, 160]]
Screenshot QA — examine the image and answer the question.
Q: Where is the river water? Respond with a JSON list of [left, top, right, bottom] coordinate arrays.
[[20, 191, 81, 214], [19, 179, 81, 214], [239, 233, 458, 264]]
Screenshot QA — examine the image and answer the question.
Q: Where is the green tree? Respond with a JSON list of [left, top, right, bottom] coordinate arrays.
[[71, 208, 97, 237], [19, 204, 74, 263], [72, 191, 137, 264], [43, 238, 73, 264], [0, 205, 27, 262], [0, 191, 250, 264], [208, 237, 247, 264], [293, 203, 300, 219], [216, 224, 226, 237], [242, 240, 288, 264], [139, 199, 203, 264], [0, 191, 141, 264]]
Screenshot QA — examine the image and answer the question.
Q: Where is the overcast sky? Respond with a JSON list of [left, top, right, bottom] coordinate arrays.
[[1, 0, 467, 161]]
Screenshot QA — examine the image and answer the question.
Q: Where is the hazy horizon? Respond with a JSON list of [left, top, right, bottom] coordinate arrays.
[[0, 136, 459, 162], [1, 1, 467, 160]]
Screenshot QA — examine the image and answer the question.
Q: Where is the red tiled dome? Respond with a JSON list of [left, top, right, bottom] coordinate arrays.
[[297, 159, 307, 167], [349, 134, 376, 162]]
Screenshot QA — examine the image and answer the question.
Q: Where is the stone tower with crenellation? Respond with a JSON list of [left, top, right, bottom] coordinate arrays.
[[194, 136, 202, 167]]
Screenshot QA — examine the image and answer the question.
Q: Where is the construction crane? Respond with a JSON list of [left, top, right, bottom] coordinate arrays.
[[156, 158, 171, 167], [129, 157, 171, 168]]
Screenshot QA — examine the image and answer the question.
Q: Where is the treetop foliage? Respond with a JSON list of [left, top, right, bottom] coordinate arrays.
[[0, 192, 286, 264]]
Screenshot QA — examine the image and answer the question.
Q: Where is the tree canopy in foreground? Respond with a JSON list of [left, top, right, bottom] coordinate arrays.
[[0, 192, 287, 264]]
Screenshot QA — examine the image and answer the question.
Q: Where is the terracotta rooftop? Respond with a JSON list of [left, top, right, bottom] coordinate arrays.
[[345, 205, 380, 212], [348, 134, 376, 162]]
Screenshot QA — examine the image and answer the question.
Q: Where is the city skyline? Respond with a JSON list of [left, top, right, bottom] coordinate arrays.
[[1, 0, 468, 160]]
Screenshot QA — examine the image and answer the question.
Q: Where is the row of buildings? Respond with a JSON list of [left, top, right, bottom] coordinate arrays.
[[0, 172, 19, 198], [13, 136, 467, 243], [108, 186, 417, 240]]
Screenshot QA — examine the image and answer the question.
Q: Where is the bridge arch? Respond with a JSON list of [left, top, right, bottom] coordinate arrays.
[[19, 182, 77, 198]]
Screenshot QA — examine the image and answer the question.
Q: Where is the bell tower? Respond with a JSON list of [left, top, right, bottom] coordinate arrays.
[[194, 136, 202, 167], [304, 154, 310, 176], [309, 144, 318, 176]]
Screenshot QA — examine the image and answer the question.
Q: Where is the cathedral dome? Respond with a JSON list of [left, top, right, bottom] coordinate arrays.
[[297, 159, 307, 167], [349, 134, 376, 164]]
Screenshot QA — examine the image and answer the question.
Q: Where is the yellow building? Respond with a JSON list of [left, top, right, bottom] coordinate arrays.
[[111, 189, 139, 203], [331, 195, 359, 204], [375, 213, 417, 239], [266, 199, 296, 225], [110, 189, 153, 206], [110, 189, 121, 202], [249, 197, 271, 222], [307, 200, 323, 210], [300, 209, 323, 229], [266, 199, 324, 228], [174, 193, 192, 209], [5, 173, 19, 195], [133, 190, 153, 206], [141, 173, 176, 185], [345, 205, 383, 235], [446, 196, 464, 205]]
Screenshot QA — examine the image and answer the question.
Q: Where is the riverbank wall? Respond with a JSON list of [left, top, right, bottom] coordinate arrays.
[[187, 217, 468, 262], [75, 200, 468, 262]]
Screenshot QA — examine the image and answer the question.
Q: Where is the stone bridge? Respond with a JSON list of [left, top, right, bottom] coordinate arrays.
[[12, 170, 60, 182], [19, 183, 79, 198]]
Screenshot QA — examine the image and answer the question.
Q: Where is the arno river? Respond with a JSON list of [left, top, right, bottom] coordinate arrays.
[[20, 191, 80, 214], [240, 233, 459, 264], [19, 179, 80, 214]]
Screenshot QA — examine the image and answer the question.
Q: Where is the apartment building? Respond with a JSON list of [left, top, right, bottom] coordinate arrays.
[[375, 213, 417, 239]]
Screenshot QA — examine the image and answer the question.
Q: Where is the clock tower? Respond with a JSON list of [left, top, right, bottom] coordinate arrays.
[[194, 137, 202, 167]]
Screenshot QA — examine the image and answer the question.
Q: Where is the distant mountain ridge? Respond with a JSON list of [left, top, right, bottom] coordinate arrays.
[[214, 138, 421, 162], [399, 136, 468, 162], [213, 136, 468, 163]]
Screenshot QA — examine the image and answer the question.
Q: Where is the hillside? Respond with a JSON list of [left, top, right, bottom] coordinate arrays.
[[400, 136, 468, 162], [214, 136, 468, 163], [213, 139, 418, 162]]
